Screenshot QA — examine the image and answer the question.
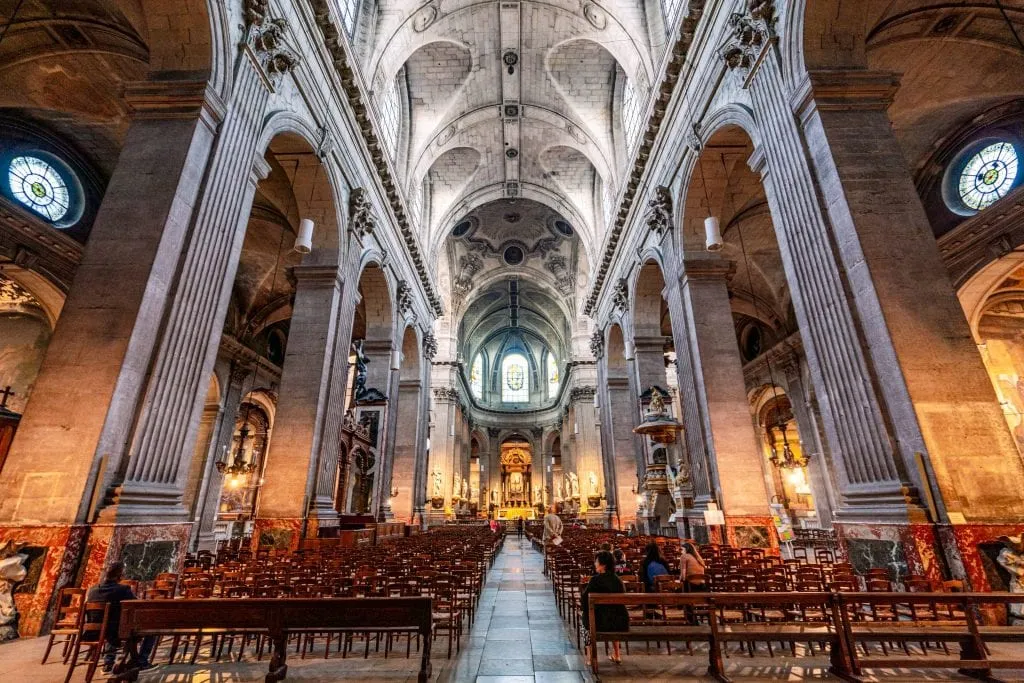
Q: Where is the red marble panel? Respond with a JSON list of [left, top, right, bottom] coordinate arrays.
[[0, 522, 192, 637], [251, 518, 305, 552], [725, 515, 779, 553]]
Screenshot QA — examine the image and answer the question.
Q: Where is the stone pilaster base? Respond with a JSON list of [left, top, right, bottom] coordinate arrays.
[[0, 522, 191, 637], [426, 510, 447, 527], [585, 509, 609, 528]]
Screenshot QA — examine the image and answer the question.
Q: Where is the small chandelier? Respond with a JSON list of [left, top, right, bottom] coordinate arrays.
[[217, 423, 258, 478], [767, 420, 805, 470]]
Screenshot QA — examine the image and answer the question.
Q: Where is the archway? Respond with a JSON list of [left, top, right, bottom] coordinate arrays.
[[383, 325, 423, 522], [604, 323, 639, 529], [498, 437, 535, 520]]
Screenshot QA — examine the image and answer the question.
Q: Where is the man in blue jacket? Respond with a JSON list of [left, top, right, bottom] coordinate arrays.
[[87, 561, 155, 672]]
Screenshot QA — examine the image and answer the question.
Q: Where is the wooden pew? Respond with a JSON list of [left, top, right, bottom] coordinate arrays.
[[835, 592, 1024, 681], [111, 597, 432, 683], [587, 592, 852, 682]]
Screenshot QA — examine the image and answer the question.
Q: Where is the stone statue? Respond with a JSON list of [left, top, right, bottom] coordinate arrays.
[[998, 535, 1024, 624], [452, 474, 462, 498], [588, 470, 599, 496], [352, 340, 369, 397], [568, 472, 580, 499], [510, 472, 523, 494], [648, 387, 666, 416], [533, 484, 542, 503], [0, 541, 28, 641], [461, 477, 469, 499], [431, 470, 443, 498], [554, 479, 563, 501]]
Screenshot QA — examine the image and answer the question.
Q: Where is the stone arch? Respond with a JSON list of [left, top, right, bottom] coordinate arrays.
[[353, 261, 396, 344], [386, 323, 425, 522]]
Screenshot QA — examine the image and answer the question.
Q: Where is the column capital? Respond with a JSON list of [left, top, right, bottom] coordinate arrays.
[[680, 258, 735, 284], [793, 70, 901, 118], [288, 264, 342, 288], [124, 79, 226, 125]]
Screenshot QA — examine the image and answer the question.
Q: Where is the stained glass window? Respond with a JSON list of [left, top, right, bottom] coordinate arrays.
[[470, 354, 483, 399], [8, 155, 70, 222], [547, 352, 559, 396], [339, 0, 359, 35], [502, 353, 528, 403], [621, 77, 644, 152], [958, 142, 1019, 211], [377, 79, 401, 157]]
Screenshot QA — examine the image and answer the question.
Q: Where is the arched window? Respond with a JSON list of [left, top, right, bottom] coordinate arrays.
[[339, 0, 360, 35], [377, 79, 401, 157], [6, 153, 84, 228], [547, 352, 559, 396], [502, 353, 529, 403], [661, 0, 685, 30], [621, 77, 644, 152], [470, 353, 483, 399]]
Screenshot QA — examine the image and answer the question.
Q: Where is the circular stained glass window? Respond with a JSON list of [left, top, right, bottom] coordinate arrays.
[[506, 363, 524, 391], [452, 220, 472, 237], [958, 142, 1019, 211], [8, 155, 71, 223], [554, 220, 573, 236], [503, 245, 524, 265]]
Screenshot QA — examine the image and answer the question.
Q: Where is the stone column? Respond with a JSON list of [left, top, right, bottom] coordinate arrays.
[[795, 70, 1024, 524], [0, 80, 223, 527], [193, 363, 249, 550], [387, 375, 423, 522], [427, 388, 458, 523], [679, 258, 771, 524], [605, 361, 641, 529], [254, 265, 343, 547], [573, 389, 605, 523]]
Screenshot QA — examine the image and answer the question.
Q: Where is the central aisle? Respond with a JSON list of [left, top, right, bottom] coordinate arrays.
[[439, 536, 587, 682]]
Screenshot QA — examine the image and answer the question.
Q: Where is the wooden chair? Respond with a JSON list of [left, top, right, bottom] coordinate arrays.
[[42, 587, 85, 665], [63, 601, 109, 683]]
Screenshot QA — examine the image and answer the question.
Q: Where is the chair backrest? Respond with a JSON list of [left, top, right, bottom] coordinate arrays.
[[54, 587, 86, 626], [79, 601, 110, 645]]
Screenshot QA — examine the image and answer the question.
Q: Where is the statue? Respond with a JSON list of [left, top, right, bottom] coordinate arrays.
[[352, 340, 369, 397], [0, 540, 28, 641], [568, 472, 580, 499], [997, 535, 1024, 624], [431, 470, 443, 498], [533, 484, 542, 503], [510, 472, 524, 495], [588, 470, 599, 496], [554, 479, 563, 501], [648, 387, 666, 416], [461, 477, 469, 500], [452, 474, 462, 498]]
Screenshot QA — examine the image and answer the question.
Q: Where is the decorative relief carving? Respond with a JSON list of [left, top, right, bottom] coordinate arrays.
[[612, 278, 629, 311], [544, 254, 576, 295], [452, 252, 484, 306], [412, 3, 439, 32], [433, 386, 460, 402], [720, 0, 777, 72], [583, 3, 607, 30], [348, 188, 376, 238], [590, 329, 604, 359], [645, 186, 673, 237], [396, 280, 416, 322], [0, 275, 36, 307], [244, 0, 300, 79], [570, 386, 597, 403], [423, 332, 437, 361]]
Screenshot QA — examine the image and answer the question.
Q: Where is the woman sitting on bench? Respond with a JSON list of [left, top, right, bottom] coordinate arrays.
[[581, 551, 629, 664]]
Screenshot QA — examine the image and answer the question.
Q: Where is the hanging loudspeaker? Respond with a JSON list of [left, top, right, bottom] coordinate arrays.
[[294, 218, 314, 254]]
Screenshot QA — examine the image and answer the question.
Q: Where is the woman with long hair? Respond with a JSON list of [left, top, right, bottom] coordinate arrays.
[[640, 542, 669, 592], [581, 550, 629, 663], [679, 541, 707, 591]]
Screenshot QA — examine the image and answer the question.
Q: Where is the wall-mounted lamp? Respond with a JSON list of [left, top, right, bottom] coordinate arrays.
[[704, 216, 723, 252], [294, 218, 314, 254]]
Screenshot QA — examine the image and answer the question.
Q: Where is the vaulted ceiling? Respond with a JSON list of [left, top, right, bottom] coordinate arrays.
[[360, 0, 668, 264]]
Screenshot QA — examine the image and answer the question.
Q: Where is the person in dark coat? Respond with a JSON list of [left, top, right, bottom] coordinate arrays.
[[581, 550, 629, 664], [87, 562, 155, 671]]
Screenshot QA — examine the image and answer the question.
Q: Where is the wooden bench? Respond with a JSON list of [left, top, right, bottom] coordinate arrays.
[[111, 597, 432, 683], [836, 592, 1024, 681], [587, 592, 1024, 682]]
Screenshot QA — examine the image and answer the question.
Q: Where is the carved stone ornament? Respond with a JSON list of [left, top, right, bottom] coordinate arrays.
[[590, 329, 604, 359], [720, 0, 777, 72], [348, 187, 377, 238], [433, 386, 460, 402], [0, 275, 36, 308], [646, 186, 673, 237], [570, 386, 597, 403], [612, 278, 629, 311], [423, 332, 438, 361], [244, 0, 299, 79], [396, 280, 416, 322], [0, 540, 28, 641]]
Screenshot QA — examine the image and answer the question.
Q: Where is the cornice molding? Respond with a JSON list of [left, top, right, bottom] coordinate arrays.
[[309, 0, 443, 316], [584, 0, 706, 315]]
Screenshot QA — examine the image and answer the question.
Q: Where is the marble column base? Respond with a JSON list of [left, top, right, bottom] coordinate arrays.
[[0, 522, 191, 637], [426, 511, 447, 527]]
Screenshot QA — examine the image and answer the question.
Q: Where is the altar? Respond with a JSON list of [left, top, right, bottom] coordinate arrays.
[[497, 439, 539, 517], [497, 506, 536, 520]]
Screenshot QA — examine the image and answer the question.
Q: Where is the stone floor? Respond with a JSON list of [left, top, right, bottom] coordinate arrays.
[[2, 537, 1023, 682]]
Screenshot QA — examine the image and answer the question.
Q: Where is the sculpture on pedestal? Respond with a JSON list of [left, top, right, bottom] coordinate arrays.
[[997, 535, 1024, 624], [0, 540, 28, 641]]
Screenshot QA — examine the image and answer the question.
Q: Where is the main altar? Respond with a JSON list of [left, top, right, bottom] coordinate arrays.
[[496, 441, 538, 519]]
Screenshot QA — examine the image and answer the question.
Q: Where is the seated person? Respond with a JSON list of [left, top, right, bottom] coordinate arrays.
[[640, 542, 669, 591], [613, 548, 632, 576], [581, 550, 629, 663], [87, 562, 156, 672]]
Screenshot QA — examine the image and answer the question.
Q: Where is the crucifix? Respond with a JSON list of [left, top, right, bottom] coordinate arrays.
[[0, 386, 13, 410]]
